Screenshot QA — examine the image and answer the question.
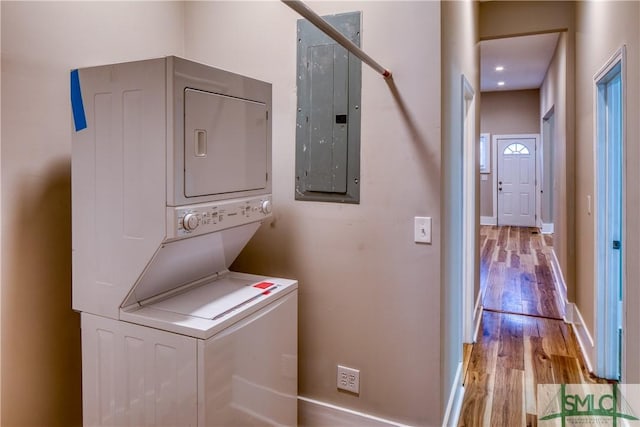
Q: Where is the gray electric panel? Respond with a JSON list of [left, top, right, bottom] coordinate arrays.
[[295, 12, 362, 203]]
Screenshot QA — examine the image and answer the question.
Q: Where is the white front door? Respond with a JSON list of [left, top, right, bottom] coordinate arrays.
[[497, 138, 536, 227]]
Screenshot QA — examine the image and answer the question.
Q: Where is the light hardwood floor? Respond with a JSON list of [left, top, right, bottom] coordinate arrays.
[[480, 226, 561, 320], [458, 226, 607, 427]]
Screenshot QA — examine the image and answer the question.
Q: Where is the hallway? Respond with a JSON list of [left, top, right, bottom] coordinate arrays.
[[458, 226, 606, 426], [481, 226, 562, 320]]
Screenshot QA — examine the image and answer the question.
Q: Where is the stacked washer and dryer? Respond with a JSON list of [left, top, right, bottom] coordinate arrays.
[[71, 57, 298, 426]]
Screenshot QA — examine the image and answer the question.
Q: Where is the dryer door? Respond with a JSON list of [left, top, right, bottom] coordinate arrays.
[[184, 89, 268, 198]]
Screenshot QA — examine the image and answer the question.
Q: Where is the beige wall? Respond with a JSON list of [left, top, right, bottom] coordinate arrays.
[[1, 2, 185, 425], [540, 32, 570, 296], [441, 0, 479, 417], [574, 0, 640, 382], [480, 1, 574, 40], [480, 89, 540, 217], [186, 2, 445, 424]]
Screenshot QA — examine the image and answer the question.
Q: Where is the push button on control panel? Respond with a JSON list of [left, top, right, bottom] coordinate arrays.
[[260, 200, 272, 214], [182, 213, 200, 231]]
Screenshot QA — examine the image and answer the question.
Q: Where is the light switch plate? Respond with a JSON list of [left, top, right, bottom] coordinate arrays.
[[414, 217, 431, 244]]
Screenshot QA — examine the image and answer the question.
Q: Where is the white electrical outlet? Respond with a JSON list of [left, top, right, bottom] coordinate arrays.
[[337, 365, 360, 394], [414, 216, 431, 244]]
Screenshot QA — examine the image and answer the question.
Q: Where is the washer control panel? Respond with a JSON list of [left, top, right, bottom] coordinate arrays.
[[168, 195, 272, 239]]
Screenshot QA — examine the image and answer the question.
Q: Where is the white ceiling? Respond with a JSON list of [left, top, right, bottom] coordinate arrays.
[[480, 32, 560, 92]]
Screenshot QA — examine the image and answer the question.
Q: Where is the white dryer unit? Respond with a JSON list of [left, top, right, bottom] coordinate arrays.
[[71, 57, 297, 426]]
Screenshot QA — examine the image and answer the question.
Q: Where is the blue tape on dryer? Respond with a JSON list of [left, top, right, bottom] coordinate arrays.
[[70, 69, 87, 131]]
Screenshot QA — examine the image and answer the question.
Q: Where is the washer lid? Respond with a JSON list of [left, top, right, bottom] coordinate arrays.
[[120, 272, 298, 340], [147, 275, 276, 320], [121, 222, 260, 308]]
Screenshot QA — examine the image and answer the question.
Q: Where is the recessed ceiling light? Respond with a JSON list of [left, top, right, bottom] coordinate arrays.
[[495, 66, 504, 71], [497, 81, 505, 86]]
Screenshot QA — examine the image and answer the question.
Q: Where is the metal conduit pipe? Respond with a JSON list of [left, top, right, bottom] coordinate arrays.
[[281, 0, 393, 79]]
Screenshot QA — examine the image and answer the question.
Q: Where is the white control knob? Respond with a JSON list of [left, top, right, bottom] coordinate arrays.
[[260, 200, 272, 214], [183, 213, 199, 231]]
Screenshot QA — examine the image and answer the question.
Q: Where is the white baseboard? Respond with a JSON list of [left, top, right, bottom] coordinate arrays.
[[547, 251, 595, 375], [567, 302, 595, 374], [442, 362, 465, 427], [548, 249, 568, 320], [298, 396, 411, 427], [473, 292, 483, 343], [480, 216, 496, 226], [542, 222, 554, 234]]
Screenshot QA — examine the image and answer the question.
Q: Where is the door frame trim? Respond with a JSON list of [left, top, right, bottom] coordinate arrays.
[[461, 75, 476, 344], [541, 107, 556, 234], [491, 133, 541, 227], [593, 45, 626, 380]]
